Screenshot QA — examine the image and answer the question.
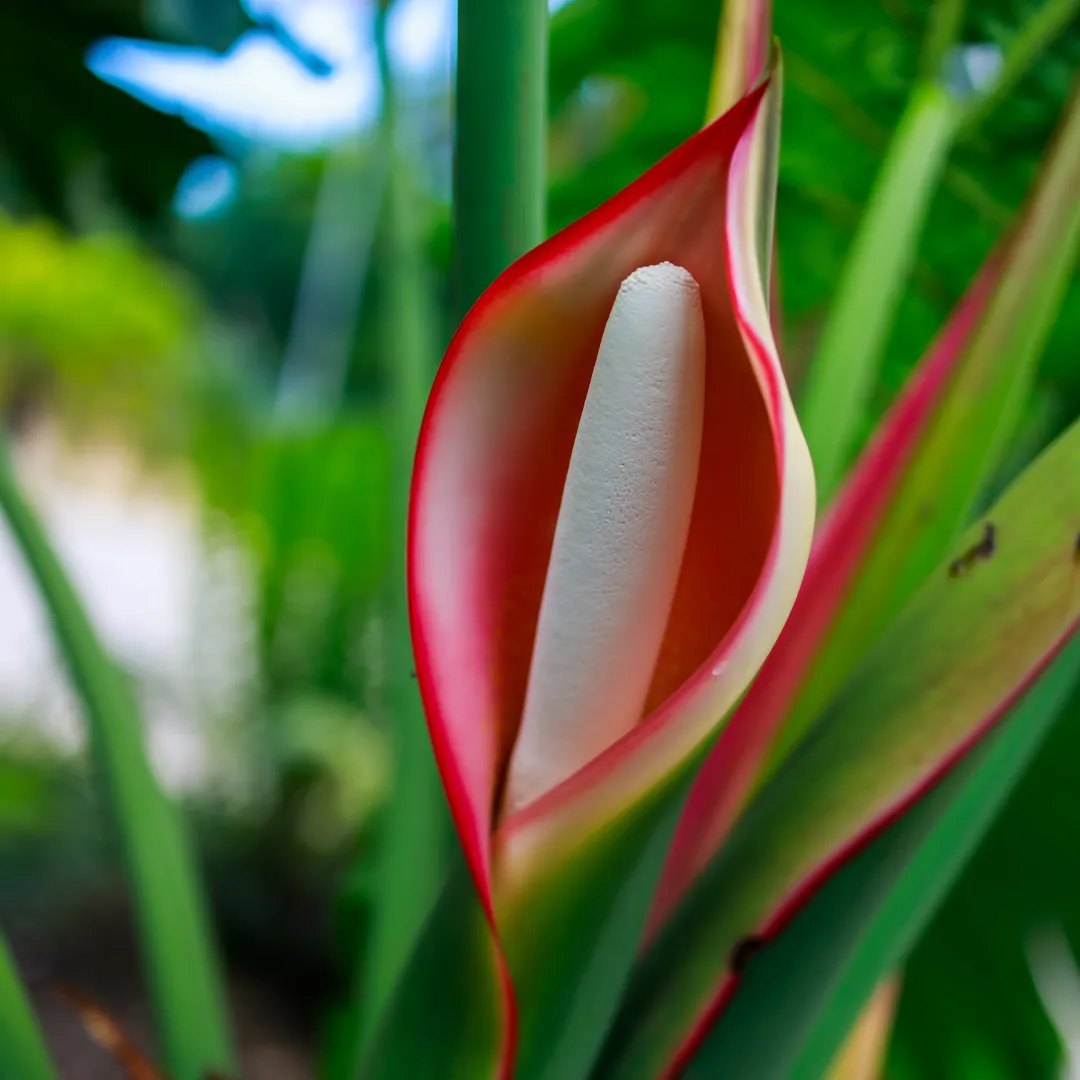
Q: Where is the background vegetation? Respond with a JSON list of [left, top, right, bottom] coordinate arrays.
[[1, 0, 1078, 1076]]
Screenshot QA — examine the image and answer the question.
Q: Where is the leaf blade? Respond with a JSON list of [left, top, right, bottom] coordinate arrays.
[[0, 443, 235, 1080], [597, 411, 1080, 1080], [360, 862, 511, 1080], [658, 79, 1080, 922], [791, 78, 1080, 744], [689, 632, 1080, 1080], [798, 79, 962, 501], [0, 931, 55, 1080]]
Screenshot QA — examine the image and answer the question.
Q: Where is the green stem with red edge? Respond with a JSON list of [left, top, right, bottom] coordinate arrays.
[[705, 0, 772, 124]]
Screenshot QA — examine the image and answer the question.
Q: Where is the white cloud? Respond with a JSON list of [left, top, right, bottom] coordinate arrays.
[[388, 0, 454, 79], [243, 0, 372, 69], [86, 0, 576, 149], [87, 28, 379, 149]]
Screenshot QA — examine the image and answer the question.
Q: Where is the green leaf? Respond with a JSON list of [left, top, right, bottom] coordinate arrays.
[[891, 666, 1080, 1077], [797, 77, 963, 501], [594, 412, 1080, 1080], [0, 930, 55, 1080], [502, 767, 697, 1080], [819, 979, 899, 1080], [360, 862, 508, 1080], [784, 79, 1080, 751], [331, 10, 449, 1076], [683, 632, 1080, 1080], [0, 443, 235, 1080], [360, 758, 701, 1080]]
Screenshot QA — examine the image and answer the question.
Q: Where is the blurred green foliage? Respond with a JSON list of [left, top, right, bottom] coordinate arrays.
[[0, 212, 200, 453], [549, 0, 1080, 433], [199, 420, 391, 705], [0, 0, 224, 224], [0, 0, 1077, 1075], [892, 684, 1080, 1080]]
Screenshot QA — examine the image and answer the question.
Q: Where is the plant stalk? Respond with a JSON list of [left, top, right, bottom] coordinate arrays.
[[333, 7, 451, 1077], [455, 0, 548, 314]]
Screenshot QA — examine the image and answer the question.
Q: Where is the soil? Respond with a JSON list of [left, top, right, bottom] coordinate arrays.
[[8, 893, 315, 1080]]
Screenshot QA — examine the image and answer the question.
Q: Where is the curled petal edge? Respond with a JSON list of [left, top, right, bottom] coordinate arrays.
[[495, 77, 815, 895], [407, 81, 813, 1080]]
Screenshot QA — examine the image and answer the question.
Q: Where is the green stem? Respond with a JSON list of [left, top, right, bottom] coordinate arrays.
[[336, 2, 549, 1069], [455, 0, 548, 313], [368, 0, 448, 1027], [0, 930, 55, 1080], [798, 80, 962, 502], [0, 443, 234, 1080], [332, 7, 450, 1076]]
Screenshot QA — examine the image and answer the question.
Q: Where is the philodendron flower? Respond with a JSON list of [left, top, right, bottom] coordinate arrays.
[[404, 77, 814, 1077]]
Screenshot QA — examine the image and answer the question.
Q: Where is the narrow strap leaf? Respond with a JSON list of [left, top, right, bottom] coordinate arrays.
[[822, 979, 900, 1080], [0, 444, 235, 1080], [0, 929, 55, 1080], [338, 8, 449, 1073], [686, 634, 1080, 1080], [705, 0, 772, 122], [798, 78, 962, 501], [657, 80, 1080, 924]]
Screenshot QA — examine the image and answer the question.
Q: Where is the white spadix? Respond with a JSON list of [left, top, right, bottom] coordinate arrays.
[[502, 262, 707, 816]]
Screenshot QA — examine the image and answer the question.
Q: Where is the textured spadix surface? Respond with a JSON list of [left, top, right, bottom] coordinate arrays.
[[504, 263, 706, 816], [408, 83, 812, 901]]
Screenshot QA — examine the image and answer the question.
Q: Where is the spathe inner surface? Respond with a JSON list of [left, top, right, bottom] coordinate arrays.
[[502, 263, 707, 815], [410, 127, 780, 836]]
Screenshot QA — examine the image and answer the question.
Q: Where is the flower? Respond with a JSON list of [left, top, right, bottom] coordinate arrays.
[[405, 73, 814, 1077]]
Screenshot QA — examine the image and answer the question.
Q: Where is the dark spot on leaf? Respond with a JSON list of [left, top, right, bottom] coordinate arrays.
[[729, 935, 765, 974], [949, 522, 996, 577]]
